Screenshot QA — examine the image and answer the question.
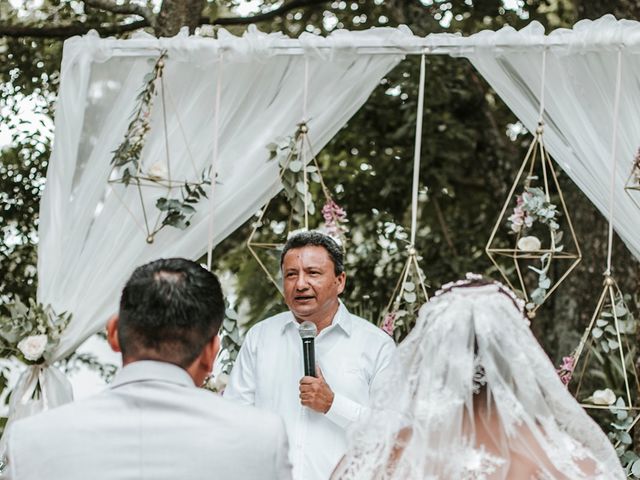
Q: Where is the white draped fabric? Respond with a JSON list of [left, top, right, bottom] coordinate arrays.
[[446, 15, 640, 260], [7, 26, 408, 431]]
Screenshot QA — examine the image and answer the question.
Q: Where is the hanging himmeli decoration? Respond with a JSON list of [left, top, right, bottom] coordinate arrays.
[[624, 148, 640, 211], [564, 51, 640, 464], [486, 49, 581, 318], [108, 50, 212, 244], [379, 55, 429, 343], [247, 59, 349, 294]]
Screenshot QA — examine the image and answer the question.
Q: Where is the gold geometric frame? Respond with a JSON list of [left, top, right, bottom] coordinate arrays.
[[107, 53, 207, 244], [246, 122, 344, 295], [378, 245, 429, 341], [571, 275, 640, 414], [486, 124, 581, 317]]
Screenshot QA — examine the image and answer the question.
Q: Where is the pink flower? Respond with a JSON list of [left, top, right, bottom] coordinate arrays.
[[382, 312, 396, 336], [557, 355, 575, 386], [322, 199, 348, 237]]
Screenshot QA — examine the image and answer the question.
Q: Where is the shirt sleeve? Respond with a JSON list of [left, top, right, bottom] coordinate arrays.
[[223, 326, 258, 406], [324, 334, 396, 429]]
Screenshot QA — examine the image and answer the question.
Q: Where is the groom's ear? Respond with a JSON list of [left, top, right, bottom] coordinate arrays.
[[106, 315, 121, 353]]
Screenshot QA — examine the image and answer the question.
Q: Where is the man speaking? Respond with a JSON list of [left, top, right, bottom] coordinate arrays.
[[225, 232, 395, 480]]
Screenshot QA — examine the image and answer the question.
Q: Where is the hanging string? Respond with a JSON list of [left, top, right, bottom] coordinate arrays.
[[206, 53, 224, 271], [605, 49, 623, 276], [303, 56, 309, 123], [302, 56, 310, 228], [410, 54, 426, 246], [537, 48, 547, 125]]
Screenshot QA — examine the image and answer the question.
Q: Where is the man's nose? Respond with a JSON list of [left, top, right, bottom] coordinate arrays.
[[295, 273, 310, 290]]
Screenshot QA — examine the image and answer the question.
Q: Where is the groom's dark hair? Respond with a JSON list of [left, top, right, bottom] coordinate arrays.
[[118, 258, 225, 368]]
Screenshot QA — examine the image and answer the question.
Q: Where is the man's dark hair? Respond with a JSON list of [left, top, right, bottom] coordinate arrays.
[[280, 231, 344, 276], [118, 258, 225, 368]]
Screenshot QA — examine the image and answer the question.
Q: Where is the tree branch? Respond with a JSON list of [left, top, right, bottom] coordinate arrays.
[[83, 0, 155, 25], [210, 0, 329, 26], [0, 20, 149, 39], [0, 0, 330, 40]]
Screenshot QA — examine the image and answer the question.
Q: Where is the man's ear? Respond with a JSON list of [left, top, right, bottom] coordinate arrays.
[[106, 315, 121, 353], [203, 334, 221, 370], [336, 272, 346, 295]]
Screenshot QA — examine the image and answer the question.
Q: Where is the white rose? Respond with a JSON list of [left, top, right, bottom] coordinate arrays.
[[213, 373, 229, 392], [17, 334, 48, 362], [147, 162, 168, 180], [517, 235, 541, 252], [590, 388, 616, 406]]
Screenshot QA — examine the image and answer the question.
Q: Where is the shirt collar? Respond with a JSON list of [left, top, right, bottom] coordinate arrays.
[[281, 301, 352, 337], [110, 360, 195, 389]]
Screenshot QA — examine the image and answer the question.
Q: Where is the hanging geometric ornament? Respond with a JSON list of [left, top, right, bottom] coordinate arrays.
[[247, 121, 348, 295], [565, 52, 640, 458], [378, 55, 430, 342], [624, 147, 640, 211], [568, 275, 640, 420], [486, 50, 581, 318], [108, 50, 213, 244], [380, 245, 429, 342]]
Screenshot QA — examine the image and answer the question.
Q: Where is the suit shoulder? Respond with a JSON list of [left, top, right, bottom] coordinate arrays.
[[9, 392, 110, 437], [203, 393, 284, 434]]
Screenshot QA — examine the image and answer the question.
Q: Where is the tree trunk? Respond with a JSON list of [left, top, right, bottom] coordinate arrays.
[[155, 0, 204, 37]]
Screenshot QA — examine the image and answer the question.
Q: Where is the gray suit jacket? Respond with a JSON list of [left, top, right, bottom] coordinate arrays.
[[6, 361, 292, 480]]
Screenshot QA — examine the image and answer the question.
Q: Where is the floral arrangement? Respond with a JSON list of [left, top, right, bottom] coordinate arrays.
[[381, 276, 426, 342], [556, 354, 576, 386], [0, 298, 71, 365], [321, 199, 348, 243], [154, 167, 212, 232], [507, 185, 561, 238], [506, 183, 563, 311], [607, 396, 640, 478], [203, 304, 241, 394], [591, 289, 635, 354], [267, 124, 321, 224]]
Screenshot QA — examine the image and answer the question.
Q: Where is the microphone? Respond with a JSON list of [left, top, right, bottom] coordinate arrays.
[[298, 321, 317, 377]]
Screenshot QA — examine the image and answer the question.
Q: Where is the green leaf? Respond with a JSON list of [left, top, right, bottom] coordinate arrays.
[[591, 327, 603, 339], [596, 319, 608, 327], [403, 292, 417, 303]]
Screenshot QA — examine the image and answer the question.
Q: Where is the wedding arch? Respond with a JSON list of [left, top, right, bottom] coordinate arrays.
[[4, 15, 640, 451]]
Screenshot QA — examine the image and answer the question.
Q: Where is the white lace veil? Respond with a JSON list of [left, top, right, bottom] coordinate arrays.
[[332, 275, 624, 480]]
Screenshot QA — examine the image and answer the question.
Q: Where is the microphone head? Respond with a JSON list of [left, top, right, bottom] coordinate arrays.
[[298, 320, 317, 339]]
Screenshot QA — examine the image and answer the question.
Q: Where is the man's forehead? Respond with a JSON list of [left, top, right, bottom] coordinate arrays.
[[282, 245, 332, 264]]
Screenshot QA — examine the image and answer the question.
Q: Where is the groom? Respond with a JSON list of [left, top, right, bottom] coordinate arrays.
[[5, 258, 292, 480]]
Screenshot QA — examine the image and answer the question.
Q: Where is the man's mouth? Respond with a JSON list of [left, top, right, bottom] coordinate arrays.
[[295, 295, 315, 302]]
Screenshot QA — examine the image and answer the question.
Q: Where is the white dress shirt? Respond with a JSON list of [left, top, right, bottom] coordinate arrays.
[[6, 361, 292, 480], [224, 302, 395, 480]]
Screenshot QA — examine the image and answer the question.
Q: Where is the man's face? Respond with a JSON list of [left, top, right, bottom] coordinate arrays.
[[282, 245, 346, 323]]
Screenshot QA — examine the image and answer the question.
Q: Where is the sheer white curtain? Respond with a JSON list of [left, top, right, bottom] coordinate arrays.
[[448, 15, 640, 259], [8, 26, 409, 430]]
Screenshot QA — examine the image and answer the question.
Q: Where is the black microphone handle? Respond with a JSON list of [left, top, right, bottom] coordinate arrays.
[[302, 338, 316, 377]]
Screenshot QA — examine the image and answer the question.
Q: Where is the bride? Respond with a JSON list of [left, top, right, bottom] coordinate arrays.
[[331, 274, 624, 479]]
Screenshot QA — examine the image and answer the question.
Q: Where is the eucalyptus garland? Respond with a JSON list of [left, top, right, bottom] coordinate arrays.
[[108, 50, 213, 240], [267, 123, 321, 225], [111, 50, 168, 183]]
